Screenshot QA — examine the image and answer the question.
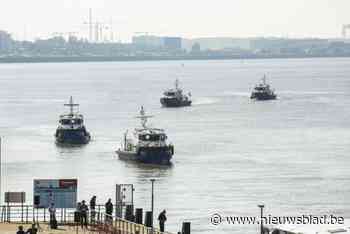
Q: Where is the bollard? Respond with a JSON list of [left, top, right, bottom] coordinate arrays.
[[125, 205, 134, 222], [135, 208, 143, 224], [74, 211, 80, 223], [144, 211, 153, 227], [182, 222, 191, 234]]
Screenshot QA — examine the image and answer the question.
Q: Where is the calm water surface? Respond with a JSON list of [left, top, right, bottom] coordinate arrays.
[[0, 58, 349, 233]]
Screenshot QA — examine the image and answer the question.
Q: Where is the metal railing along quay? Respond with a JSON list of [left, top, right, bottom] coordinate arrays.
[[0, 204, 108, 223], [92, 214, 174, 234], [0, 204, 180, 234]]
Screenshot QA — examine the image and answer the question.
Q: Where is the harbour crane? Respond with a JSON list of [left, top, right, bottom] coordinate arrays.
[[83, 21, 109, 42]]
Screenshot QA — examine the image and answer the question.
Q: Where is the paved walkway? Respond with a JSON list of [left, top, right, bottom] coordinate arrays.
[[0, 223, 89, 234], [0, 221, 173, 234]]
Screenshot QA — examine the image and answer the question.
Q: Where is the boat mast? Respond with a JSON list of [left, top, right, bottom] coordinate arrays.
[[262, 75, 267, 85], [64, 96, 79, 115], [175, 79, 179, 90], [124, 130, 128, 150], [136, 106, 153, 128]]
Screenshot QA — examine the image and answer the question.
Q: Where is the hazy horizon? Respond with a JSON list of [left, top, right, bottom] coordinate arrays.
[[1, 0, 350, 42]]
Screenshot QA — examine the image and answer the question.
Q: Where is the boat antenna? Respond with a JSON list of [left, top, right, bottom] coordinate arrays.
[[136, 106, 153, 128], [175, 79, 179, 90], [64, 96, 79, 115], [124, 130, 128, 150]]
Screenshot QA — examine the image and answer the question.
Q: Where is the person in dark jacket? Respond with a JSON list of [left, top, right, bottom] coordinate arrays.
[[90, 195, 97, 223], [80, 200, 89, 229], [105, 198, 113, 222], [48, 203, 57, 229], [158, 210, 167, 232]]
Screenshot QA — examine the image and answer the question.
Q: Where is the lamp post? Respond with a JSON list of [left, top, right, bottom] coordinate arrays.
[[258, 204, 265, 234], [150, 179, 156, 229]]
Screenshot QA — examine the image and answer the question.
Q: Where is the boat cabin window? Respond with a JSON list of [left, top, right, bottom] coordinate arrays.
[[165, 91, 175, 96], [60, 118, 82, 125], [139, 134, 166, 141]]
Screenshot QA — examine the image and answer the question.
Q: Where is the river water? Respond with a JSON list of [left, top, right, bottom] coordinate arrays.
[[0, 58, 349, 233]]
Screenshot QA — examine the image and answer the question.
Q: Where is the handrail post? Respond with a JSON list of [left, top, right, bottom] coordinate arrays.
[[26, 205, 28, 223], [21, 203, 24, 223], [98, 205, 101, 222], [7, 202, 10, 222], [61, 208, 63, 224]]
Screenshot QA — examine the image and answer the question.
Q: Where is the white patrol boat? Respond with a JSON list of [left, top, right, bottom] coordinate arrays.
[[55, 96, 91, 145], [116, 106, 174, 165], [160, 79, 192, 107]]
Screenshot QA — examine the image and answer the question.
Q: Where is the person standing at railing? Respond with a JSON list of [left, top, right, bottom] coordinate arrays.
[[90, 195, 96, 223], [49, 203, 57, 229], [105, 198, 113, 223], [80, 200, 89, 229], [158, 210, 167, 232], [75, 202, 82, 224]]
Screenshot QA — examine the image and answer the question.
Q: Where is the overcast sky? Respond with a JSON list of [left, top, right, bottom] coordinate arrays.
[[0, 0, 349, 42]]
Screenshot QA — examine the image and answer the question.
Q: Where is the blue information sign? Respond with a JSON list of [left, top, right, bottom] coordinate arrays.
[[33, 179, 77, 208]]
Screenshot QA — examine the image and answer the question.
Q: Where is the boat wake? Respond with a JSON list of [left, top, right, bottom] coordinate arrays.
[[221, 91, 251, 97], [192, 97, 220, 105]]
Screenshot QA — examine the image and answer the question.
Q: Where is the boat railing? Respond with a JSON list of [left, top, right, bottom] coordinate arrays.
[[59, 114, 84, 119]]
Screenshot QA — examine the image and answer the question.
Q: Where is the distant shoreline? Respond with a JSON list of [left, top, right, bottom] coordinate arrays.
[[0, 54, 349, 63]]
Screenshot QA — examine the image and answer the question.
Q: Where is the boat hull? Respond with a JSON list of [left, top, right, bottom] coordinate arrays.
[[160, 97, 191, 107], [55, 128, 91, 145], [116, 146, 173, 165], [250, 92, 277, 100]]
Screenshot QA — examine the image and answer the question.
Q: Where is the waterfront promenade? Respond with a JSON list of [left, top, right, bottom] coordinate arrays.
[[0, 223, 76, 234], [0, 220, 173, 234], [0, 204, 176, 234]]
